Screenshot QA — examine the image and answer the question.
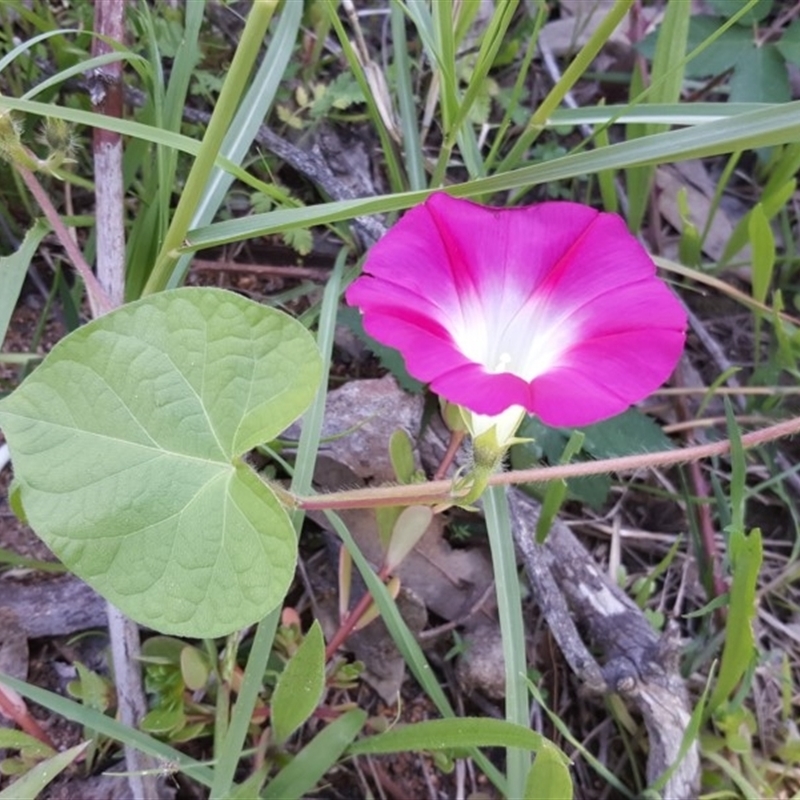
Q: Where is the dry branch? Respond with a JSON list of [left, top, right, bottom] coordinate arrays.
[[508, 491, 700, 798]]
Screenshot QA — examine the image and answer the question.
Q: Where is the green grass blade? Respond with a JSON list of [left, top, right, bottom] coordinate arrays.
[[699, 150, 741, 246], [726, 401, 746, 534], [593, 116, 618, 212], [484, 484, 530, 799], [260, 709, 367, 800], [166, 0, 303, 289], [527, 679, 634, 798], [0, 95, 276, 196], [703, 751, 764, 800], [292, 249, 345, 501], [721, 176, 796, 265], [762, 140, 800, 199], [156, 0, 204, 268], [184, 101, 800, 250], [22, 51, 146, 100], [624, 63, 648, 231], [704, 409, 760, 714], [123, 2, 171, 299], [399, 0, 436, 58], [431, 0, 457, 133], [325, 510, 453, 716], [0, 87, 780, 184], [485, 2, 545, 172], [347, 717, 562, 757], [643, 1, 691, 115], [546, 102, 777, 126], [450, 0, 518, 137], [391, 2, 426, 191], [430, 0, 489, 182], [402, 0, 453, 185], [0, 27, 81, 73], [749, 202, 776, 305], [324, 0, 404, 192], [625, 0, 690, 231], [144, 0, 278, 295], [0, 545, 65, 572], [601, 0, 759, 188], [0, 672, 215, 788], [208, 613, 280, 799], [498, 0, 634, 171], [163, 1, 204, 133], [452, 0, 481, 47], [0, 220, 49, 346], [0, 742, 89, 800], [455, 126, 485, 179], [649, 665, 712, 795], [536, 479, 568, 544]]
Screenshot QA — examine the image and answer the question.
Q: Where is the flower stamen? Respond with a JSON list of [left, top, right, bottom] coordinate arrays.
[[494, 352, 512, 373]]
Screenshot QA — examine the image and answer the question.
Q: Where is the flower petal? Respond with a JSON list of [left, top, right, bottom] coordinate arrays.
[[429, 362, 532, 415], [531, 329, 686, 426], [346, 192, 686, 427]]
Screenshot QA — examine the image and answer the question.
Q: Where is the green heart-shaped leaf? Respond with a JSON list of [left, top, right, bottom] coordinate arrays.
[[0, 288, 321, 637]]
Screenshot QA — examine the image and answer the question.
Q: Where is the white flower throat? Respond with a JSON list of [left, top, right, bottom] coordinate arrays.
[[455, 309, 578, 383]]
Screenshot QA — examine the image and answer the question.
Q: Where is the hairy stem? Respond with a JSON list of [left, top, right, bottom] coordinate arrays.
[[295, 415, 800, 511]]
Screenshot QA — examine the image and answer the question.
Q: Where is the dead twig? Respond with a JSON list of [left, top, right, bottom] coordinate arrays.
[[508, 490, 700, 798], [191, 258, 330, 281], [90, 1, 126, 308]]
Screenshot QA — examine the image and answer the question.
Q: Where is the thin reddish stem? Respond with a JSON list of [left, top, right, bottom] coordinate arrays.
[[0, 686, 55, 748], [324, 566, 390, 662], [433, 429, 465, 480], [689, 458, 728, 600], [15, 165, 113, 316], [674, 378, 728, 606]]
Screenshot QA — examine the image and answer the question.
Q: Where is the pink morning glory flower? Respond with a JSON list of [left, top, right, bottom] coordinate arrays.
[[346, 192, 686, 432]]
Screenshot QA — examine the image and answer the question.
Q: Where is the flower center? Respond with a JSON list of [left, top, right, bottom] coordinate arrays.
[[449, 285, 584, 384]]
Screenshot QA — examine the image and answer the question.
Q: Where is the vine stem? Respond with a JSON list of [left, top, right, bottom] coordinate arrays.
[[295, 415, 800, 511]]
